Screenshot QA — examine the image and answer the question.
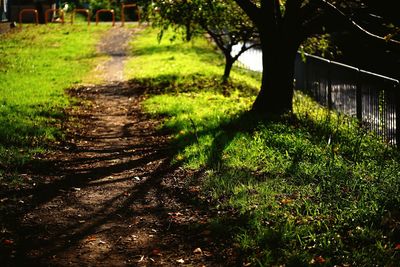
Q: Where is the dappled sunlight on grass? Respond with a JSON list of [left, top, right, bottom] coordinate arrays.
[[130, 28, 400, 266], [147, 89, 400, 265], [144, 91, 253, 169]]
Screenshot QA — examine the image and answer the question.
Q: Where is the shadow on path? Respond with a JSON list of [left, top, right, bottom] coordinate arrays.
[[0, 82, 240, 266]]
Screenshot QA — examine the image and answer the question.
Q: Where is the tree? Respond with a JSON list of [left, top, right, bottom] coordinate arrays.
[[233, 0, 400, 116], [144, 0, 259, 83], [195, 0, 259, 82]]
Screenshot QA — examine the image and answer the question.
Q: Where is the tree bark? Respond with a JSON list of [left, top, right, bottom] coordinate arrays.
[[251, 33, 299, 116], [234, 0, 302, 117], [222, 54, 234, 83]]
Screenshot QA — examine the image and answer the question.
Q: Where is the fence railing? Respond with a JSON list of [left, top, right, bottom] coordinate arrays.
[[232, 46, 400, 145], [294, 53, 400, 145]]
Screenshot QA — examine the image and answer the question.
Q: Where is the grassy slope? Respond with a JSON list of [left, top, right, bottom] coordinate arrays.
[[0, 24, 108, 183], [126, 28, 400, 266]]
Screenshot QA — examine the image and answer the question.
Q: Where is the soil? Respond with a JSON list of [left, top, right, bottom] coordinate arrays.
[[0, 22, 16, 34], [0, 27, 240, 266]]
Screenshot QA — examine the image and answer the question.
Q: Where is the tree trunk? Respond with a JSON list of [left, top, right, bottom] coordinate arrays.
[[251, 36, 298, 116], [222, 54, 234, 83]]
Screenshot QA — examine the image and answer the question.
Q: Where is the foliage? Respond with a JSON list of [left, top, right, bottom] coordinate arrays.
[[127, 28, 400, 266], [300, 34, 342, 60], [0, 24, 107, 186], [88, 0, 124, 20], [145, 0, 258, 82]]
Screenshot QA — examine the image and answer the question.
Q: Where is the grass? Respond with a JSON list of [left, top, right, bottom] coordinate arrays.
[[0, 23, 109, 186], [1, 23, 398, 265], [127, 28, 400, 266], [125, 27, 261, 95]]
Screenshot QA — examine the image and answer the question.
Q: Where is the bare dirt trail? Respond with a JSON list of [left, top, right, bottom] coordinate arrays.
[[0, 27, 239, 266]]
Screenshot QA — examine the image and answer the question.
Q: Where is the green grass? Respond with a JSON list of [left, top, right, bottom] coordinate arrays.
[[125, 27, 261, 95], [127, 28, 400, 266], [0, 24, 108, 184]]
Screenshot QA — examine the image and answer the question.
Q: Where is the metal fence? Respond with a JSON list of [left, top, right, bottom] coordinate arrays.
[[232, 46, 400, 145], [294, 53, 400, 145]]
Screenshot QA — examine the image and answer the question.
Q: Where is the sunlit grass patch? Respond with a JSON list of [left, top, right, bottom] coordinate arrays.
[[125, 27, 261, 94], [145, 91, 253, 168], [0, 24, 108, 184]]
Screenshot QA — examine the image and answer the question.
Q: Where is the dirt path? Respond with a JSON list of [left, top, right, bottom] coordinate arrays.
[[96, 27, 134, 82], [0, 27, 239, 266]]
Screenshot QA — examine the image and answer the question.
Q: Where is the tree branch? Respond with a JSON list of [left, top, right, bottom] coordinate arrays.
[[319, 0, 400, 46], [282, 0, 303, 40], [285, 0, 302, 19], [274, 0, 282, 24], [232, 42, 261, 62], [233, 0, 261, 25]]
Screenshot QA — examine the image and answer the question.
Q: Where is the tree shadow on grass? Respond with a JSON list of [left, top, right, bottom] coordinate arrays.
[[129, 74, 259, 97], [130, 75, 400, 265]]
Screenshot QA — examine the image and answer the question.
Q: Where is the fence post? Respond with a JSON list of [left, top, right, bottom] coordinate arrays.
[[327, 60, 332, 110], [356, 69, 362, 121], [396, 82, 400, 148], [304, 54, 309, 94]]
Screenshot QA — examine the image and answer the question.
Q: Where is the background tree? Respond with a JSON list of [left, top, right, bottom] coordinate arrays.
[[143, 0, 259, 83], [233, 0, 400, 116], [196, 0, 259, 82]]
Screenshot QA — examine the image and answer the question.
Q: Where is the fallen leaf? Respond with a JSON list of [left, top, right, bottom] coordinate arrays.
[[189, 186, 200, 193], [3, 239, 14, 245], [201, 230, 211, 236], [280, 198, 292, 205], [86, 236, 97, 242], [176, 258, 185, 264], [98, 240, 106, 244], [193, 247, 202, 254], [312, 255, 326, 264], [151, 248, 161, 256]]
